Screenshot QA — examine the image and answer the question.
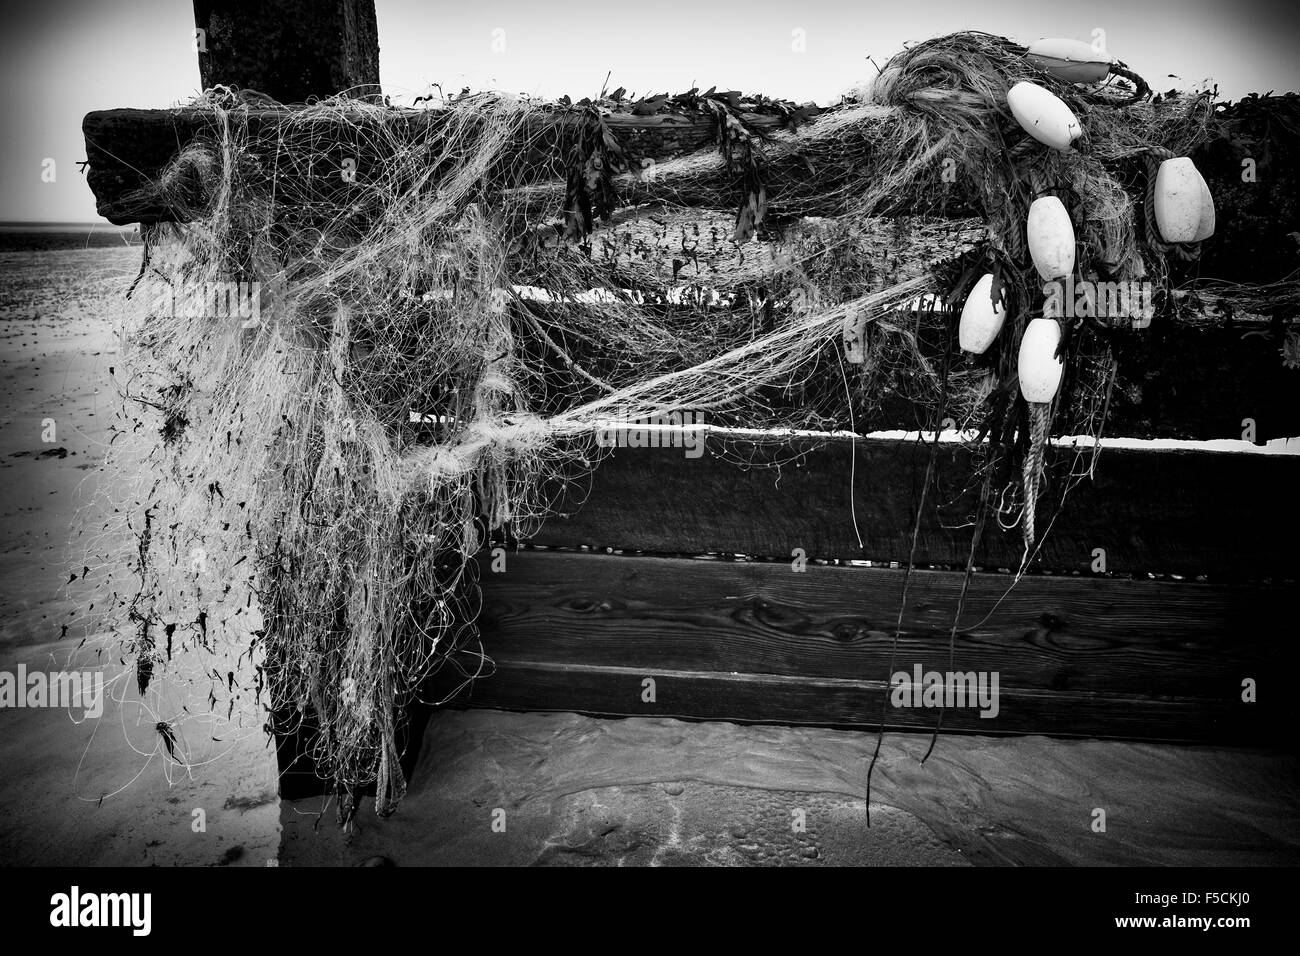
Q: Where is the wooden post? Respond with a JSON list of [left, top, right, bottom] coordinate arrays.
[[184, 1, 383, 798], [193, 0, 380, 102]]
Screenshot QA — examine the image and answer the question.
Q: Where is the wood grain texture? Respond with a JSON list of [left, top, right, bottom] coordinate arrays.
[[440, 661, 1259, 742], [473, 552, 1282, 695], [428, 550, 1292, 744], [275, 546, 1291, 795], [526, 436, 1300, 580]]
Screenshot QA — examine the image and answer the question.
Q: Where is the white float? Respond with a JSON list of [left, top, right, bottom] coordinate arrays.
[[1018, 317, 1064, 403], [1007, 81, 1082, 152], [1026, 38, 1115, 84], [958, 273, 1006, 354], [1027, 196, 1076, 280], [1193, 171, 1216, 241], [1154, 157, 1216, 243]]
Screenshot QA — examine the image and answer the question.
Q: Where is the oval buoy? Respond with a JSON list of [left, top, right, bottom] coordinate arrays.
[[959, 273, 1006, 354], [1026, 38, 1114, 84], [1018, 318, 1064, 403], [1193, 171, 1216, 241], [1027, 196, 1076, 280], [1154, 157, 1215, 243], [1008, 81, 1082, 152]]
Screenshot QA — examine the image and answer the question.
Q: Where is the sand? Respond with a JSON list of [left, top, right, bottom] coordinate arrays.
[[280, 710, 1300, 867], [0, 637, 281, 867], [0, 245, 127, 644], [0, 242, 281, 866], [4, 239, 1299, 867]]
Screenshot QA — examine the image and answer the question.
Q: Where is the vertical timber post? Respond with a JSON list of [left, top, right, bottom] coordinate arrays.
[[193, 0, 380, 102], [186, 0, 382, 799]]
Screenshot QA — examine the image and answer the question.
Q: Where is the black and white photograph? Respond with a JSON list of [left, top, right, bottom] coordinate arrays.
[[0, 0, 1296, 928]]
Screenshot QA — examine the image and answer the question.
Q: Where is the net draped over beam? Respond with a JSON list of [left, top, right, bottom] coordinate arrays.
[[81, 32, 1297, 815]]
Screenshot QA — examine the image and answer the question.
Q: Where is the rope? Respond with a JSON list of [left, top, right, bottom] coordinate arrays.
[[1021, 400, 1052, 551], [1102, 63, 1151, 107]]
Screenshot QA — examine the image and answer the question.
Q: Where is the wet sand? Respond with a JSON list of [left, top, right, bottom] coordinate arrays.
[[0, 243, 280, 865], [280, 710, 1300, 866]]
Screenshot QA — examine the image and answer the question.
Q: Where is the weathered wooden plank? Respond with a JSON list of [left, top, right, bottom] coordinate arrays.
[[81, 105, 844, 225], [277, 541, 1289, 795], [473, 552, 1284, 699], [79, 94, 1300, 293], [440, 661, 1258, 742], [81, 115, 1298, 441], [527, 436, 1300, 580], [82, 108, 420, 224], [194, 0, 380, 102], [428, 550, 1289, 743], [574, 208, 980, 290]]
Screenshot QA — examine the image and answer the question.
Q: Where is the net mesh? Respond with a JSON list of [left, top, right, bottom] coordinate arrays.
[[75, 31, 1223, 812]]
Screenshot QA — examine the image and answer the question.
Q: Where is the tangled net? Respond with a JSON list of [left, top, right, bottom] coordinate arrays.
[[84, 32, 1224, 814]]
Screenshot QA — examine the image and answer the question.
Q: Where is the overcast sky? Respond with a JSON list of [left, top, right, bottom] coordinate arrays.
[[2, 0, 1298, 222]]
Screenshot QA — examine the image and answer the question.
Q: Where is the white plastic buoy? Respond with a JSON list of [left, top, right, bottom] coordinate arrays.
[[1026, 39, 1115, 84], [1027, 196, 1076, 280], [1193, 171, 1216, 241], [1007, 81, 1082, 152], [958, 273, 1006, 354], [1018, 318, 1064, 403], [1154, 157, 1216, 243]]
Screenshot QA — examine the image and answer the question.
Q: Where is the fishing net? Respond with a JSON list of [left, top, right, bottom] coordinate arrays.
[[78, 31, 1223, 814]]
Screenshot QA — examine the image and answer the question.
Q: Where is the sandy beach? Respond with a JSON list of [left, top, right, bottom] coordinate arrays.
[[2, 237, 1298, 867], [0, 238, 280, 866], [283, 710, 1300, 867]]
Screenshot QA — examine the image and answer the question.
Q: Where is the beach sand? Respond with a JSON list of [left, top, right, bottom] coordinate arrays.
[[283, 710, 1300, 867], [0, 241, 280, 866], [3, 240, 1298, 867]]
